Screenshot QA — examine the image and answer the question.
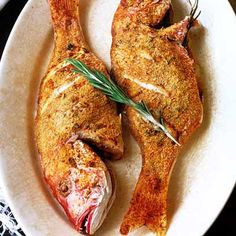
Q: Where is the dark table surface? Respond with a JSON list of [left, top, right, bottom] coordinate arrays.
[[0, 1, 236, 235]]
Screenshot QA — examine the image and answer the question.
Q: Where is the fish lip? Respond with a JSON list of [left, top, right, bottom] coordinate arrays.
[[75, 168, 116, 235], [89, 169, 116, 234], [76, 207, 96, 235]]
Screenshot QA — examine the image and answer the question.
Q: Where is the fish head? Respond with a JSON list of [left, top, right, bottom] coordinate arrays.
[[54, 160, 115, 235]]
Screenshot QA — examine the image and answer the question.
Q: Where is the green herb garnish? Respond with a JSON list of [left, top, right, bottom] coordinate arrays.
[[183, 0, 201, 47], [66, 58, 180, 146], [188, 0, 201, 29]]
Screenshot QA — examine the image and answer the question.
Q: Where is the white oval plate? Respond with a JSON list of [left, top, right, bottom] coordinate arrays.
[[0, 0, 236, 236]]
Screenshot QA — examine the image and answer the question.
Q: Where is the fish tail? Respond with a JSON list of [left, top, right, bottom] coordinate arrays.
[[49, 0, 80, 20], [120, 0, 172, 27], [120, 170, 168, 235], [120, 145, 177, 235], [48, 0, 87, 61]]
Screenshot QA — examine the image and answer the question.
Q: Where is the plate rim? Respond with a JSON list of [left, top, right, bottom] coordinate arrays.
[[0, 0, 236, 235]]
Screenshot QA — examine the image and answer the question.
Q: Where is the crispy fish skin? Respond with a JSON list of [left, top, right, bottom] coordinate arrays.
[[35, 0, 123, 234], [111, 0, 203, 234]]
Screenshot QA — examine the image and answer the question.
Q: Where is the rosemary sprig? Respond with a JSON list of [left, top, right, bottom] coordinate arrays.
[[188, 0, 201, 29], [183, 0, 201, 47], [66, 58, 180, 146]]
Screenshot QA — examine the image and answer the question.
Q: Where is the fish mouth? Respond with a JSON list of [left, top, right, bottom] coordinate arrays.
[[75, 169, 116, 235], [76, 207, 96, 235]]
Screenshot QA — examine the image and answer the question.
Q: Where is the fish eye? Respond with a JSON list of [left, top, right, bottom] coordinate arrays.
[[58, 179, 71, 197]]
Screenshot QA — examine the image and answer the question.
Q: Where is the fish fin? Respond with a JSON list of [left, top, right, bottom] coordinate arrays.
[[159, 0, 201, 45], [160, 17, 190, 44]]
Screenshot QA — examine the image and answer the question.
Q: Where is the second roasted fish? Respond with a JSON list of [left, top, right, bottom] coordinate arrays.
[[111, 0, 203, 235]]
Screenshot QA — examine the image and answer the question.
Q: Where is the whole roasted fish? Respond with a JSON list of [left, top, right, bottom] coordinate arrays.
[[111, 0, 203, 234], [35, 0, 123, 234]]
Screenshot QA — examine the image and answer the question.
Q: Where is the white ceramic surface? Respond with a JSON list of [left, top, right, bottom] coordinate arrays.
[[0, 0, 236, 235], [0, 0, 9, 10]]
